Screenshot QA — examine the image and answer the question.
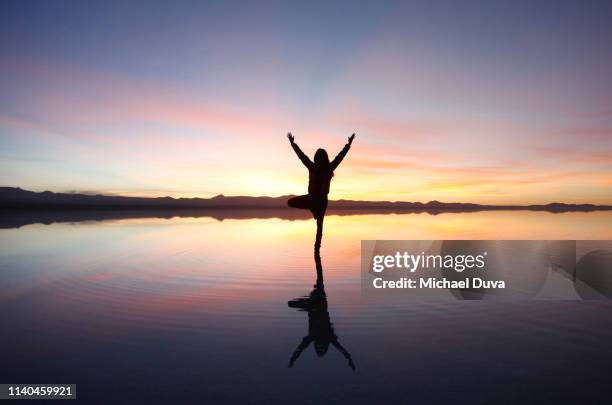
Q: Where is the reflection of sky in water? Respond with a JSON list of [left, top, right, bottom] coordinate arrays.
[[1, 212, 612, 403]]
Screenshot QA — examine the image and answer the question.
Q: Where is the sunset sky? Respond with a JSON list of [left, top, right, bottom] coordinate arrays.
[[1, 1, 611, 204]]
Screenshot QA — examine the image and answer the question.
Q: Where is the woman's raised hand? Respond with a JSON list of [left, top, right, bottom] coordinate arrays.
[[287, 132, 295, 143], [348, 133, 356, 144]]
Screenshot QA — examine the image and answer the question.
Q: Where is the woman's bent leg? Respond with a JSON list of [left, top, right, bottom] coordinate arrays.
[[288, 194, 312, 210]]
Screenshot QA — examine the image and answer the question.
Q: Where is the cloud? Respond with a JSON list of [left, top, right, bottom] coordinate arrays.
[[538, 147, 612, 166]]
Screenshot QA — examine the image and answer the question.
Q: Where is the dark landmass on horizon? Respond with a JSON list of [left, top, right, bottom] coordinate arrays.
[[0, 187, 610, 229], [1, 187, 610, 211]]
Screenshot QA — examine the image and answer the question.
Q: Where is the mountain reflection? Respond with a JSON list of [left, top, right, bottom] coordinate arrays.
[[6, 205, 608, 230]]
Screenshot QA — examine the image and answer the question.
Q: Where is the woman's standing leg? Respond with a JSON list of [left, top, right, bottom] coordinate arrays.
[[313, 197, 327, 251], [315, 215, 324, 252]]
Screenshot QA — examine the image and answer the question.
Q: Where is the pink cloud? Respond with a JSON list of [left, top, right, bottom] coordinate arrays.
[[539, 147, 612, 166]]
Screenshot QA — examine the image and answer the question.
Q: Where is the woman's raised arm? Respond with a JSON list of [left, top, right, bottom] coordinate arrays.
[[287, 132, 313, 168], [330, 133, 355, 170]]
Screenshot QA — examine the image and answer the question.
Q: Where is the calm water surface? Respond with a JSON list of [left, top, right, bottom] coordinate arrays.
[[1, 211, 611, 404]]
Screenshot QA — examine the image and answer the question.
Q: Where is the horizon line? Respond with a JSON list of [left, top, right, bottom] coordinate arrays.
[[1, 186, 610, 208]]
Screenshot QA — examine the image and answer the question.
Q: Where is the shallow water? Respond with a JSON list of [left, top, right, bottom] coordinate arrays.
[[1, 211, 611, 404]]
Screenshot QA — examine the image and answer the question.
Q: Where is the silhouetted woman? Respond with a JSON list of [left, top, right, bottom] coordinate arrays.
[[287, 132, 355, 249]]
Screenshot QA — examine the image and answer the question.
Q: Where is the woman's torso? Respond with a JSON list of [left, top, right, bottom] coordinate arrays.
[[308, 167, 332, 197]]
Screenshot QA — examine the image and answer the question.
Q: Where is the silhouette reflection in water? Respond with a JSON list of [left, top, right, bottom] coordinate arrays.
[[287, 238, 355, 370]]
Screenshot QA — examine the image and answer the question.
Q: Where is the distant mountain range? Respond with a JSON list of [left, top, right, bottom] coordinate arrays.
[[0, 187, 610, 229], [1, 187, 610, 212]]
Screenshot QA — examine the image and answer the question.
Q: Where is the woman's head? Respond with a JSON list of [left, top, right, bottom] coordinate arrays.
[[314, 340, 329, 356], [313, 148, 329, 166]]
